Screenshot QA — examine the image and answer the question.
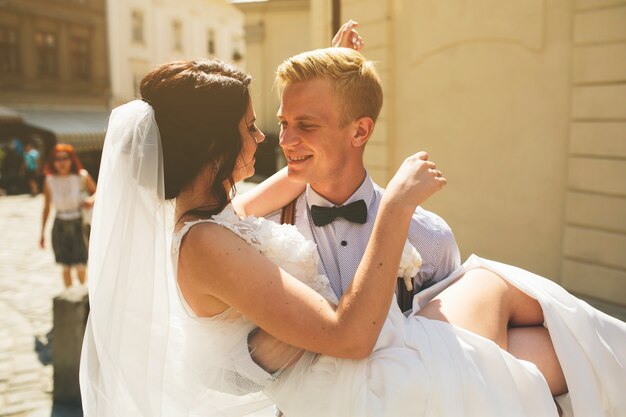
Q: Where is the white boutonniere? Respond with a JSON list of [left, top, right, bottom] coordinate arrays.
[[397, 241, 422, 292]]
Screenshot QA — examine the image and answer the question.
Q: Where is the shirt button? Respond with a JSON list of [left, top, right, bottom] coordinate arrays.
[[341, 240, 348, 246]]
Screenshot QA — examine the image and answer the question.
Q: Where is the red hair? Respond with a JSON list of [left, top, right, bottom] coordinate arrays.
[[44, 144, 83, 176]]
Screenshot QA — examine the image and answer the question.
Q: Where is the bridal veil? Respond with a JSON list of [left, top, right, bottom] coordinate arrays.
[[79, 100, 273, 416]]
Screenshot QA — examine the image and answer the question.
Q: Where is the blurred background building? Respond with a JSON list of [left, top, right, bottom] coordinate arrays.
[[1, 0, 624, 311], [0, 0, 110, 177], [0, 0, 244, 180], [107, 0, 244, 107]]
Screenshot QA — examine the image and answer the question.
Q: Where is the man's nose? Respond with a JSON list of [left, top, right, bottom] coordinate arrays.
[[279, 126, 299, 148]]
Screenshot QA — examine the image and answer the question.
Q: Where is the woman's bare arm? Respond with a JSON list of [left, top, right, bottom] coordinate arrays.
[[40, 180, 51, 248], [80, 170, 97, 208], [232, 167, 305, 218], [179, 153, 446, 359]]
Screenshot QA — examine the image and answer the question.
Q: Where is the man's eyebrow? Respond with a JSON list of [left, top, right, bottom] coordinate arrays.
[[276, 113, 321, 121]]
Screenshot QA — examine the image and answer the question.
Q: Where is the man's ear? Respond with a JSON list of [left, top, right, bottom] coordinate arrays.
[[351, 117, 374, 148]]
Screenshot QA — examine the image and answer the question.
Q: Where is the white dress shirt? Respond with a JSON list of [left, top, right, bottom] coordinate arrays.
[[266, 173, 461, 298], [230, 174, 461, 394]]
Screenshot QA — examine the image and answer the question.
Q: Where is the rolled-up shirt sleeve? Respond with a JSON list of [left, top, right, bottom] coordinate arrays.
[[409, 208, 461, 291], [226, 328, 277, 394]]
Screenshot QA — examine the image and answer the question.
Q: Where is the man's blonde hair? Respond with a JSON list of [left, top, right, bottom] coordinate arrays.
[[275, 47, 383, 126]]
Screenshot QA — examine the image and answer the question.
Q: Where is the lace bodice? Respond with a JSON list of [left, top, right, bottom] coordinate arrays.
[[171, 205, 339, 309]]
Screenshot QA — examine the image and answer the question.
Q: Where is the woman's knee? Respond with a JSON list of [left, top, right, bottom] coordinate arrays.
[[464, 268, 544, 325], [416, 268, 512, 347]]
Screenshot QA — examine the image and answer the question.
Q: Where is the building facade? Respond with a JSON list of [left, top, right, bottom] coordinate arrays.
[[237, 0, 626, 313], [0, 0, 110, 178], [107, 0, 245, 106], [233, 0, 310, 135], [0, 0, 109, 108]]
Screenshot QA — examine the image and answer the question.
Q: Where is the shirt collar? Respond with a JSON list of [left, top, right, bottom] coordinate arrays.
[[305, 171, 375, 209]]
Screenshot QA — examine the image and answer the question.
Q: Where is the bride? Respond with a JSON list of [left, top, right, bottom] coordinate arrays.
[[80, 49, 625, 417]]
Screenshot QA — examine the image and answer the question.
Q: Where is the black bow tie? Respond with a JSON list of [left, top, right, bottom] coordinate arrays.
[[310, 200, 367, 227]]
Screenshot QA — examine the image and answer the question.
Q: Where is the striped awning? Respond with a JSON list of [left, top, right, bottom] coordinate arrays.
[[18, 109, 110, 152]]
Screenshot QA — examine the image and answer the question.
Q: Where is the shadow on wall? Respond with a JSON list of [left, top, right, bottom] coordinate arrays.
[[34, 330, 53, 366]]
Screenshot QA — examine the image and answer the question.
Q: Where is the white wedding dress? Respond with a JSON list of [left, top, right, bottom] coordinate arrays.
[[169, 206, 626, 417]]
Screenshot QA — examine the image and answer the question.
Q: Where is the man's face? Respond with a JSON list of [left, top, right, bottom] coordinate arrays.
[[277, 78, 353, 186]]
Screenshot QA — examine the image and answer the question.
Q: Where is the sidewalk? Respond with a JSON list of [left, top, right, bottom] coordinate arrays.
[[0, 194, 61, 417], [0, 183, 260, 417]]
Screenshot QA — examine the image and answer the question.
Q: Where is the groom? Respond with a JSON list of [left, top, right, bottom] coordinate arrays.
[[267, 47, 460, 303], [230, 47, 461, 401]]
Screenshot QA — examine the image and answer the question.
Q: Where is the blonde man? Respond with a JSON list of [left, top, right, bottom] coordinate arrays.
[[241, 46, 460, 304]]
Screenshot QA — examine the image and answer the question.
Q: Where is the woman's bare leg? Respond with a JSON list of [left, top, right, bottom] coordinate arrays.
[[508, 326, 568, 396], [62, 266, 72, 288], [415, 268, 567, 395], [76, 265, 87, 285]]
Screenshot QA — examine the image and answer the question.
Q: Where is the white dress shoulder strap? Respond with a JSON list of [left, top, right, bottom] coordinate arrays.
[[172, 213, 262, 261]]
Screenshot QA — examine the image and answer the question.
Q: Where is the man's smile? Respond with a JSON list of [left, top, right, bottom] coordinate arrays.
[[286, 154, 313, 163]]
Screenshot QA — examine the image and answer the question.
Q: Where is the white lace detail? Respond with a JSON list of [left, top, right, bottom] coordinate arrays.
[[211, 207, 262, 249], [172, 205, 339, 305]]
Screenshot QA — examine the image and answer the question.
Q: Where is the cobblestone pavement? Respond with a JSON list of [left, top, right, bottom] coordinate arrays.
[[0, 194, 61, 417], [0, 183, 260, 417]]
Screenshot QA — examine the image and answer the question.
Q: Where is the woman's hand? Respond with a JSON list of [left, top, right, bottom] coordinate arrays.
[[83, 196, 95, 209], [39, 235, 45, 249], [331, 19, 364, 51], [385, 151, 447, 211]]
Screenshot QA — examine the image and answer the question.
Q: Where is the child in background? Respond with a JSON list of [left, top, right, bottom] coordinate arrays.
[[40, 144, 96, 288]]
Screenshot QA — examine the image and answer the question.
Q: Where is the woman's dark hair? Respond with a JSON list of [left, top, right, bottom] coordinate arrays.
[[140, 59, 251, 212]]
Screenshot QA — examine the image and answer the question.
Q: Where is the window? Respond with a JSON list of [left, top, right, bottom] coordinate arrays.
[[35, 31, 58, 78], [207, 29, 216, 55], [131, 10, 144, 43], [70, 36, 90, 79], [172, 20, 182, 51], [231, 35, 243, 62], [0, 26, 20, 76]]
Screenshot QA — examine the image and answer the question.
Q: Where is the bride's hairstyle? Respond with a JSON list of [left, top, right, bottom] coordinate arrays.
[[140, 59, 252, 209]]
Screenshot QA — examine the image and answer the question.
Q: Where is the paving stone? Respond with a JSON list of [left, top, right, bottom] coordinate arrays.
[[5, 389, 48, 405], [11, 355, 39, 374], [24, 402, 53, 417], [0, 401, 35, 416], [0, 195, 60, 416], [7, 371, 41, 388]]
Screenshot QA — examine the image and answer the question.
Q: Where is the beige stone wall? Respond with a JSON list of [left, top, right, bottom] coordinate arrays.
[[387, 1, 573, 282], [341, 0, 394, 184], [561, 0, 626, 305], [349, 0, 626, 304]]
